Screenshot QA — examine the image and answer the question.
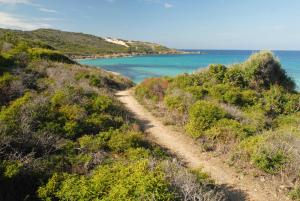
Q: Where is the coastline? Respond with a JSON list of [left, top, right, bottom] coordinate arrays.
[[73, 50, 206, 61]]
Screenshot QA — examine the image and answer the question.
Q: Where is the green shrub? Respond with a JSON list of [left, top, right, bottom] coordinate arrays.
[[135, 77, 169, 102], [222, 87, 242, 105], [185, 100, 227, 138], [263, 86, 287, 117], [0, 72, 18, 105], [208, 84, 230, 100], [184, 86, 208, 100], [37, 173, 61, 200], [242, 107, 266, 132], [0, 72, 15, 88], [108, 130, 143, 152], [0, 93, 31, 136], [169, 74, 196, 89], [84, 113, 123, 134], [252, 149, 289, 174], [88, 75, 104, 87], [204, 119, 249, 141], [63, 121, 81, 138], [242, 51, 295, 91], [78, 132, 112, 152], [273, 113, 300, 129], [38, 160, 174, 201], [59, 104, 86, 121], [289, 186, 300, 200], [0, 160, 23, 178], [125, 147, 151, 161], [164, 95, 186, 113], [239, 135, 265, 158], [224, 66, 247, 87], [207, 64, 227, 83], [50, 90, 67, 107], [284, 93, 300, 114], [0, 54, 14, 68], [29, 48, 75, 64], [92, 95, 113, 112], [240, 89, 259, 106]]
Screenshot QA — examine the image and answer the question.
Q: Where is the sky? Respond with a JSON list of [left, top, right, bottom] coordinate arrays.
[[0, 0, 299, 50]]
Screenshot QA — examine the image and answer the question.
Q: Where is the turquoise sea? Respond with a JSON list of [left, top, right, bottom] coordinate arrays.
[[79, 50, 300, 87]]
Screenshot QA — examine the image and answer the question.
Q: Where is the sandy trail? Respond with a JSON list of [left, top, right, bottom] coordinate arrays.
[[116, 89, 290, 201]]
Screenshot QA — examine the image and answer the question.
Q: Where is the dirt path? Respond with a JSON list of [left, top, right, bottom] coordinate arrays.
[[116, 89, 290, 201]]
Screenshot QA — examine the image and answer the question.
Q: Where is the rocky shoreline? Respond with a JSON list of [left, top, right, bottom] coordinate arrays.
[[72, 50, 206, 60]]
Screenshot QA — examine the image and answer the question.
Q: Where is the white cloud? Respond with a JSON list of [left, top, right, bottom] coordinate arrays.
[[144, 1, 174, 8], [164, 3, 173, 8], [0, 12, 51, 30], [39, 7, 58, 13]]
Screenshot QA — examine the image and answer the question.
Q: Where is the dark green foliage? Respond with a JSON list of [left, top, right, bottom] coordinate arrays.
[[29, 48, 75, 64], [0, 73, 20, 106], [252, 149, 289, 174], [0, 54, 14, 70]]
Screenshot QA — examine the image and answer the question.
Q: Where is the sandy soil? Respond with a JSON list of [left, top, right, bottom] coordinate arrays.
[[116, 89, 291, 201]]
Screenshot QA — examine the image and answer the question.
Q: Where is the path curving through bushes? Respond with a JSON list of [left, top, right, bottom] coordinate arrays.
[[116, 89, 290, 201]]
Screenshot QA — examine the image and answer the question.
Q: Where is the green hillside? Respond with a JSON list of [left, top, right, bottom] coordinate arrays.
[[135, 51, 300, 200], [0, 31, 225, 200], [0, 28, 175, 57]]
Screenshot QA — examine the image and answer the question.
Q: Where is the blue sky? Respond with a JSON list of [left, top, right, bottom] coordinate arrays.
[[0, 0, 299, 50]]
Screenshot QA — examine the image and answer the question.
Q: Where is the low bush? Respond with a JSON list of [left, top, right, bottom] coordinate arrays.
[[185, 100, 227, 138], [239, 133, 291, 174], [242, 51, 295, 91], [224, 66, 247, 87], [289, 186, 300, 200], [207, 64, 227, 83], [135, 77, 169, 102], [164, 95, 186, 113], [184, 85, 208, 100], [108, 130, 143, 152], [164, 89, 195, 114], [252, 148, 289, 174], [0, 72, 19, 105], [0, 93, 31, 137], [240, 89, 259, 106], [29, 48, 75, 64], [38, 160, 175, 201], [204, 119, 249, 141]]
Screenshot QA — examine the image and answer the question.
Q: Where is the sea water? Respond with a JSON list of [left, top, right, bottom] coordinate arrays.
[[79, 50, 300, 87]]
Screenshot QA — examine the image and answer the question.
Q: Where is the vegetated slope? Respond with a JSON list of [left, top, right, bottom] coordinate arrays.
[[0, 28, 174, 57], [0, 33, 226, 200], [117, 89, 291, 201], [135, 51, 300, 200]]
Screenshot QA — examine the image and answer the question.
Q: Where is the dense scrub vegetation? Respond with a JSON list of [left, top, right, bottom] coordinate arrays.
[[135, 51, 300, 199], [0, 34, 226, 200], [0, 28, 174, 57]]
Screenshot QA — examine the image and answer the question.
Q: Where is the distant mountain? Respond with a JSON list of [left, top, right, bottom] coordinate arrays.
[[0, 28, 177, 57]]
